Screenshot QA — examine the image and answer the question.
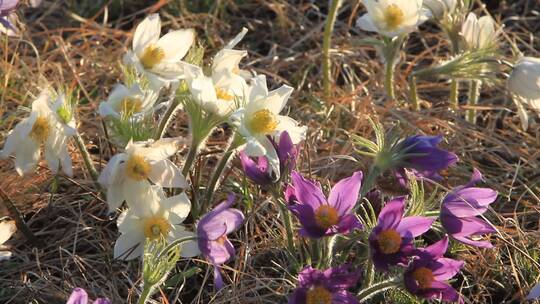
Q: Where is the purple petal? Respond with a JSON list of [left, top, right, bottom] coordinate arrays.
[[92, 299, 111, 304], [214, 265, 225, 290], [284, 184, 297, 204], [527, 282, 540, 300], [288, 288, 307, 304], [239, 151, 272, 185], [432, 257, 464, 281], [322, 265, 361, 290], [328, 171, 363, 215], [421, 281, 463, 303], [465, 168, 483, 187], [0, 0, 18, 14], [452, 235, 494, 248], [197, 195, 244, 240], [289, 204, 326, 238], [377, 197, 405, 230], [297, 266, 322, 287], [332, 291, 360, 304], [277, 131, 297, 172], [290, 171, 327, 209], [441, 214, 496, 248], [335, 214, 363, 235], [396, 216, 435, 238], [67, 288, 88, 304], [204, 238, 234, 265], [419, 237, 449, 259]]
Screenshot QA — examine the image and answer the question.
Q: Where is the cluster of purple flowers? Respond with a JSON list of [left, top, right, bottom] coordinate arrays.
[[238, 132, 500, 303]]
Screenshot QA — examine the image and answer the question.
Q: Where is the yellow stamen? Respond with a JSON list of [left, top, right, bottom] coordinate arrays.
[[412, 267, 435, 289], [306, 286, 332, 304], [315, 205, 339, 229], [139, 44, 165, 69], [383, 4, 405, 30], [30, 116, 51, 143], [377, 229, 402, 254], [118, 97, 144, 115], [248, 109, 278, 134], [125, 154, 151, 181], [215, 87, 235, 101], [143, 216, 171, 240]]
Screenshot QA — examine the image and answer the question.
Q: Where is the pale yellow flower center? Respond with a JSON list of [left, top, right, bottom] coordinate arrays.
[[125, 154, 151, 181], [118, 97, 143, 115], [306, 286, 332, 304], [30, 116, 51, 143], [143, 216, 171, 240], [315, 205, 339, 229], [412, 267, 435, 289], [248, 109, 278, 134], [377, 229, 402, 254], [139, 44, 165, 69], [215, 87, 234, 101], [383, 4, 405, 30]]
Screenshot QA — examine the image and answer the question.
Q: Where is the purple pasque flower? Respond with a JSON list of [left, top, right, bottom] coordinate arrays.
[[67, 288, 110, 304], [369, 197, 435, 271], [404, 237, 464, 303], [286, 170, 363, 238], [0, 0, 18, 29], [440, 169, 497, 248], [289, 265, 361, 304], [393, 135, 458, 181], [239, 131, 297, 186], [197, 194, 244, 290]]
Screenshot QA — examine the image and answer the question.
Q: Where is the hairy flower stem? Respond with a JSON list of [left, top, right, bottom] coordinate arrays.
[[0, 189, 44, 247], [182, 136, 202, 177], [138, 286, 154, 304], [322, 0, 343, 98], [74, 132, 99, 183], [357, 278, 400, 301], [202, 134, 242, 215], [385, 59, 396, 99], [154, 98, 181, 140], [408, 76, 419, 110], [449, 80, 459, 109], [467, 80, 481, 124]]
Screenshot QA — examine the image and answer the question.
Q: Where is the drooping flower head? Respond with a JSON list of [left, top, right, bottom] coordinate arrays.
[[232, 75, 306, 178], [369, 197, 435, 271], [440, 169, 497, 248], [99, 83, 157, 119], [507, 56, 540, 130], [460, 13, 498, 50], [183, 28, 249, 116], [356, 0, 430, 38], [114, 186, 199, 260], [289, 265, 361, 304], [123, 14, 195, 89], [1, 91, 76, 176], [389, 135, 458, 182], [404, 237, 464, 303], [98, 138, 188, 211], [423, 0, 456, 19], [0, 219, 16, 261], [239, 131, 297, 186], [66, 288, 111, 304], [286, 171, 363, 239], [197, 194, 244, 290]]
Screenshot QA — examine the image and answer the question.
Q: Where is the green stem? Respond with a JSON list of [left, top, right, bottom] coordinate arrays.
[[357, 278, 400, 301], [322, 0, 343, 98], [408, 76, 419, 110], [74, 132, 99, 182], [154, 98, 181, 140], [202, 135, 241, 214], [385, 57, 396, 99], [138, 285, 154, 304], [450, 80, 459, 109], [182, 137, 201, 177], [467, 80, 481, 124], [278, 201, 296, 254]]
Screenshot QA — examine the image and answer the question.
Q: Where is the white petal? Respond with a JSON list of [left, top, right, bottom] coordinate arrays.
[[148, 159, 187, 188], [106, 182, 126, 212], [114, 231, 144, 260], [98, 103, 120, 118], [356, 14, 379, 33], [14, 137, 40, 176], [0, 221, 16, 245], [123, 179, 154, 208], [0, 251, 12, 261], [157, 29, 195, 62], [247, 75, 269, 104], [213, 49, 247, 74], [133, 14, 161, 55], [163, 192, 191, 223], [31, 91, 52, 116], [260, 136, 280, 178], [243, 136, 267, 157], [169, 227, 200, 257], [98, 154, 127, 186], [276, 116, 307, 144]]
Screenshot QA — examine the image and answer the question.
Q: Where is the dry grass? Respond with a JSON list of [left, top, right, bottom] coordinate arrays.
[[0, 0, 539, 303]]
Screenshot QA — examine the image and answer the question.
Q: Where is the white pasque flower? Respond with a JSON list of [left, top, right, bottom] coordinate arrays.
[[356, 0, 430, 37], [231, 75, 306, 176], [114, 186, 199, 260], [461, 13, 498, 50], [507, 57, 540, 130], [0, 220, 16, 261], [183, 28, 250, 116], [98, 138, 188, 211], [123, 14, 195, 89], [99, 83, 158, 119], [423, 0, 456, 19], [1, 92, 75, 176]]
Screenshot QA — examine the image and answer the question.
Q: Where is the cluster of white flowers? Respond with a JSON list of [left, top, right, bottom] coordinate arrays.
[[94, 14, 306, 261]]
